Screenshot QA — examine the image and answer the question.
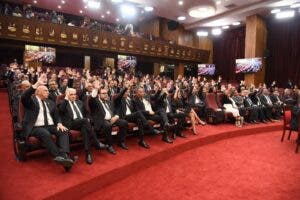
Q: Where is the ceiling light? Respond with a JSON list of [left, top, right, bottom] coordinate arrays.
[[189, 6, 215, 18], [106, 10, 110, 14], [212, 28, 222, 35], [83, 0, 88, 2], [271, 9, 280, 14], [101, 15, 105, 18], [290, 3, 300, 8], [116, 18, 120, 22], [84, 5, 88, 9], [144, 6, 154, 12], [58, 5, 62, 9], [111, 0, 124, 3], [33, 0, 37, 4], [79, 10, 83, 14], [197, 31, 208, 37], [276, 10, 295, 19], [61, 0, 65, 4], [121, 4, 137, 18], [178, 1, 184, 6], [222, 25, 230, 29], [87, 0, 100, 9], [232, 21, 240, 26], [216, 1, 221, 5], [177, 16, 186, 21]]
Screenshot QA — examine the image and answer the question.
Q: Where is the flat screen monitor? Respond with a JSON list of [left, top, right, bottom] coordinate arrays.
[[117, 55, 136, 73], [235, 57, 262, 73], [24, 45, 56, 63], [198, 64, 215, 76]]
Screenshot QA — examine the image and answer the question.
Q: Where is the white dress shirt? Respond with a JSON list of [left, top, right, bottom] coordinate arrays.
[[34, 97, 54, 126], [125, 98, 132, 115], [100, 99, 112, 120], [142, 98, 154, 113], [68, 101, 83, 119]]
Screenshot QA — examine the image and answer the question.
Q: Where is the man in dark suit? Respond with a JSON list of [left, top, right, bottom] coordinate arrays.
[[89, 80, 128, 154], [58, 88, 107, 164], [21, 74, 75, 169], [133, 87, 172, 143], [260, 89, 279, 121], [113, 82, 151, 148], [241, 89, 259, 123], [151, 84, 186, 139], [188, 86, 206, 118], [48, 80, 61, 102]]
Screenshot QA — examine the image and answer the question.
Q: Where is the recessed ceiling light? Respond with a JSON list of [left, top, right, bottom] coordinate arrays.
[[101, 15, 105, 18], [87, 0, 100, 9], [232, 21, 240, 26], [216, 1, 221, 5], [106, 10, 110, 14], [58, 5, 62, 9], [33, 0, 37, 4], [212, 28, 222, 35], [84, 5, 88, 9], [276, 10, 295, 19], [222, 25, 230, 29], [121, 4, 137, 18], [145, 6, 154, 12], [271, 9, 280, 14], [116, 18, 120, 22], [189, 6, 215, 18], [111, 0, 123, 3], [177, 16, 186, 21], [197, 31, 208, 37], [178, 1, 184, 6], [79, 10, 83, 14], [290, 3, 300, 8], [61, 0, 65, 4]]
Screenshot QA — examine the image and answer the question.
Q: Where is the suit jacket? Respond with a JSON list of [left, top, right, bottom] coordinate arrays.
[[150, 89, 169, 112], [89, 96, 115, 131], [113, 88, 135, 119], [58, 99, 88, 128], [244, 97, 254, 107], [49, 89, 60, 102], [188, 94, 205, 107], [21, 87, 61, 139], [260, 94, 273, 107]]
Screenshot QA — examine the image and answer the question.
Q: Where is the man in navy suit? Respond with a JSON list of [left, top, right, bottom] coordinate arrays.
[[21, 74, 74, 169]]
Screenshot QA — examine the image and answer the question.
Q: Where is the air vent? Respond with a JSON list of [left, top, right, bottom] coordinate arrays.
[[224, 3, 238, 9]]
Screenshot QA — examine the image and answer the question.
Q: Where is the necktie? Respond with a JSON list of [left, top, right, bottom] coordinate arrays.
[[41, 100, 48, 126], [166, 98, 172, 112], [71, 101, 82, 119], [125, 99, 132, 112]]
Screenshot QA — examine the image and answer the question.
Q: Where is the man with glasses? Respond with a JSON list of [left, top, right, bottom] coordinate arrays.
[[89, 80, 128, 154]]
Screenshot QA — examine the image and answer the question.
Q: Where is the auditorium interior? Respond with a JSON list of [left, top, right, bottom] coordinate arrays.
[[0, 0, 300, 200]]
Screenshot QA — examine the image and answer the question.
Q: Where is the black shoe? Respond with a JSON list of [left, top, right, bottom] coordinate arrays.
[[162, 136, 173, 143], [107, 145, 116, 155], [118, 142, 129, 150], [54, 156, 74, 168], [164, 123, 172, 130], [85, 153, 93, 165], [94, 141, 107, 150], [139, 140, 150, 149]]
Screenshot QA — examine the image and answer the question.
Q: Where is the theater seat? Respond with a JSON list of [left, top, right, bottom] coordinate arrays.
[[205, 93, 225, 124], [281, 106, 292, 142]]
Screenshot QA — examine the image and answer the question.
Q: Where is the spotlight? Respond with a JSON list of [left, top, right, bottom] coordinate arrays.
[[121, 4, 137, 18], [275, 10, 295, 19], [197, 31, 208, 37], [212, 28, 222, 35]]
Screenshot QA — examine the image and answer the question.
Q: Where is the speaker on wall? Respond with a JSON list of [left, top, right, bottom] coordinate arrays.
[[167, 20, 179, 31]]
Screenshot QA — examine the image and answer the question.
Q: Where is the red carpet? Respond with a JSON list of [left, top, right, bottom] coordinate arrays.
[[0, 91, 297, 200]]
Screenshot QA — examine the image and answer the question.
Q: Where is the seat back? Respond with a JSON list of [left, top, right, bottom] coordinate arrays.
[[56, 94, 65, 105], [216, 92, 224, 108], [205, 93, 219, 110], [283, 106, 292, 127], [18, 100, 24, 125]]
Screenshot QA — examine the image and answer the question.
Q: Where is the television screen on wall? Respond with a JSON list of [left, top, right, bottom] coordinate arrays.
[[235, 57, 262, 73], [117, 55, 136, 74], [198, 64, 215, 76], [24, 45, 56, 63]]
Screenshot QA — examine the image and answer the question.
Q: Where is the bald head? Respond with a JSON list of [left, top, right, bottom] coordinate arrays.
[[36, 85, 49, 100]]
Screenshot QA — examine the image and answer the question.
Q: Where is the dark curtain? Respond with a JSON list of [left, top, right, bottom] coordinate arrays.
[[213, 27, 245, 82], [266, 15, 300, 87]]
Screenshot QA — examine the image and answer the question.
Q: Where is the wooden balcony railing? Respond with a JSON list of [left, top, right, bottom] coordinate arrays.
[[0, 15, 210, 63]]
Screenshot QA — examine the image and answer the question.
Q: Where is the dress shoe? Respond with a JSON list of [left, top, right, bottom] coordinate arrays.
[[107, 146, 116, 155], [85, 153, 93, 165], [139, 140, 150, 149], [162, 136, 173, 143], [118, 142, 129, 150], [54, 156, 74, 168], [94, 141, 107, 150]]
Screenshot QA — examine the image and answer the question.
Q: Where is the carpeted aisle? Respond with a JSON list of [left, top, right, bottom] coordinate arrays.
[[83, 131, 300, 200]]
